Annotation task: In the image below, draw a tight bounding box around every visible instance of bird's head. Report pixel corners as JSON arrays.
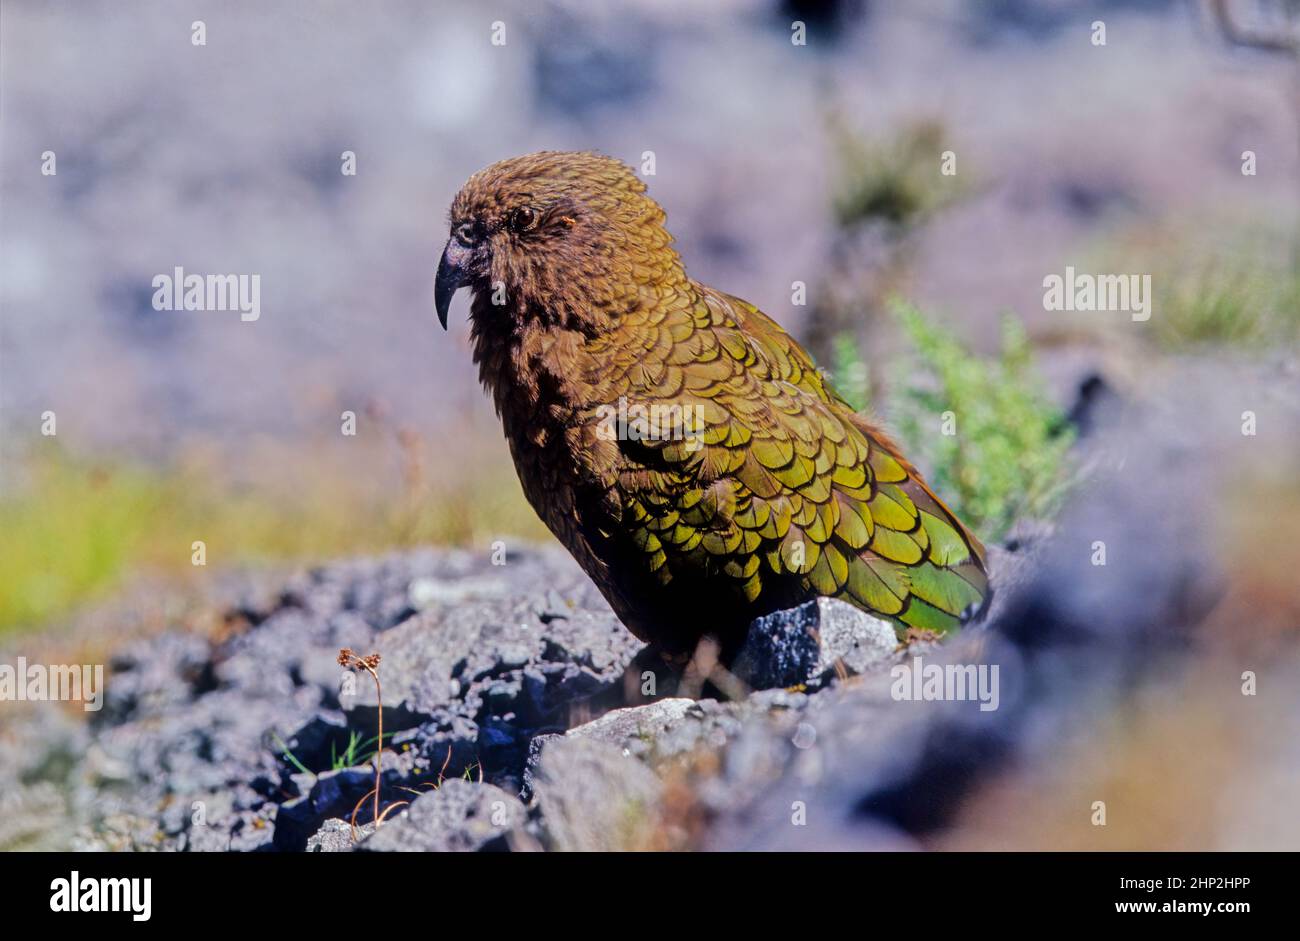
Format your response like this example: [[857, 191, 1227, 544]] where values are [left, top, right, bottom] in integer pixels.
[[435, 151, 685, 332]]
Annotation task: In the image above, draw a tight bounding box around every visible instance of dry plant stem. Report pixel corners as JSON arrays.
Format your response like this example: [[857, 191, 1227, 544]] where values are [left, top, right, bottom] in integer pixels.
[[350, 786, 377, 841], [338, 648, 384, 839], [334, 674, 480, 841], [437, 744, 453, 786]]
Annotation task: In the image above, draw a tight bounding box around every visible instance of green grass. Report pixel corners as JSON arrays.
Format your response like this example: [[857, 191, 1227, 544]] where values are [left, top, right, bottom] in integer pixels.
[[0, 438, 549, 637], [831, 303, 1074, 543], [0, 455, 174, 635], [1150, 250, 1300, 350], [272, 730, 395, 777], [272, 733, 314, 777], [830, 118, 966, 232], [1091, 220, 1300, 352], [330, 730, 393, 772]]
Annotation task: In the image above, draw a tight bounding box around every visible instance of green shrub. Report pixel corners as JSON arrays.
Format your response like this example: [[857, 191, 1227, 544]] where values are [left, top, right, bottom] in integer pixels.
[[830, 332, 873, 412], [830, 303, 1074, 543]]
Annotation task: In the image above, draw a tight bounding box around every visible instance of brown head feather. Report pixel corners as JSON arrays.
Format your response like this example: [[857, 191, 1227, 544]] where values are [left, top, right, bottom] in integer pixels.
[[449, 151, 686, 334]]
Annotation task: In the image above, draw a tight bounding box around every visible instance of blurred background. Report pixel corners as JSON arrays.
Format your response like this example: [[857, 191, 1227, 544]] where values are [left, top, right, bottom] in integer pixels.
[[3, 0, 1297, 627], [1, 0, 1298, 850]]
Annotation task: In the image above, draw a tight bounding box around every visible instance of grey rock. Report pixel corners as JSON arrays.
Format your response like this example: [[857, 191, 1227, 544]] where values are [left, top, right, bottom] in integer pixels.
[[359, 780, 525, 852], [407, 574, 508, 610], [531, 737, 664, 852], [0, 543, 653, 851], [188, 804, 278, 852], [565, 698, 696, 756], [306, 818, 370, 852], [733, 597, 899, 690]]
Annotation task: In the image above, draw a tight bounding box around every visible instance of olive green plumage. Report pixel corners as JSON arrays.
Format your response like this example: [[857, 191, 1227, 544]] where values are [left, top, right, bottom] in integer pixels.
[[436, 151, 989, 656]]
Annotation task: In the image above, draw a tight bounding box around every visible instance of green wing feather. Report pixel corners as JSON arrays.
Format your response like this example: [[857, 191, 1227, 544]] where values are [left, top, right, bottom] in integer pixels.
[[605, 287, 988, 635]]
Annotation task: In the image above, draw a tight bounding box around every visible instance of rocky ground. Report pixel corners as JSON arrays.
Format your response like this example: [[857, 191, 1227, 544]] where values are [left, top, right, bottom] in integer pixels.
[[0, 484, 1135, 851], [1, 538, 1031, 852], [3, 357, 1297, 852]]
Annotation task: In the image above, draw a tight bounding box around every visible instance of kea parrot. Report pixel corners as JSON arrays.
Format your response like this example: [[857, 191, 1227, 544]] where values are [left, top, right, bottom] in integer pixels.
[[435, 152, 989, 658]]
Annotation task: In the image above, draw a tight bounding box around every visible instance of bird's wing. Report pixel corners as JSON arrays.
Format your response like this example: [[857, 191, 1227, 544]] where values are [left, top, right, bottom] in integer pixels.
[[601, 287, 988, 633]]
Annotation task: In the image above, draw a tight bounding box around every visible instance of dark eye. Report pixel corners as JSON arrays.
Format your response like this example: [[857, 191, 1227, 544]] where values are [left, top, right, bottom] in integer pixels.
[[453, 221, 476, 246], [508, 206, 539, 233]]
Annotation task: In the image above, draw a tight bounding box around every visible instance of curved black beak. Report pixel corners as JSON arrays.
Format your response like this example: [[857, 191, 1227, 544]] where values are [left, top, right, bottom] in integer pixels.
[[435, 238, 473, 330]]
